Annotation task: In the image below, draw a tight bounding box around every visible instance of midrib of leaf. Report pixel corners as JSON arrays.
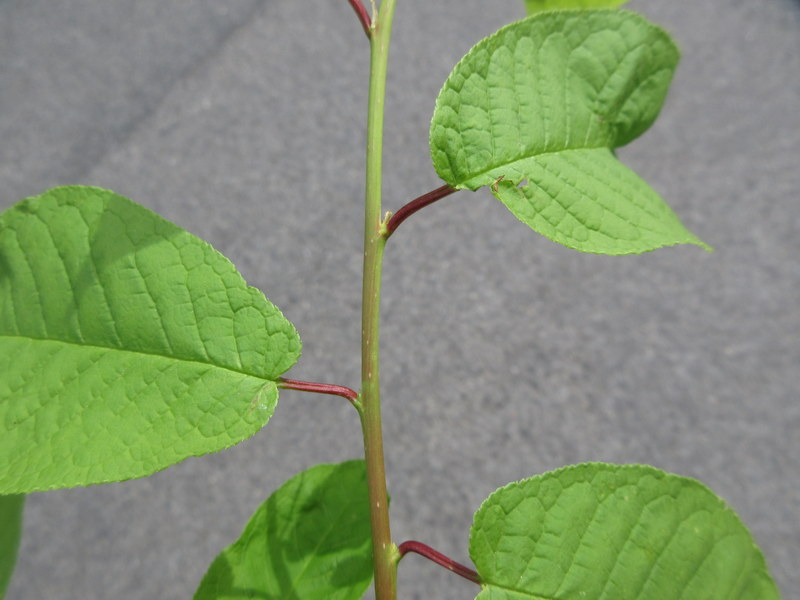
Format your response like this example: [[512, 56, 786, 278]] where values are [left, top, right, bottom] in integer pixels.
[[479, 581, 555, 600], [434, 11, 679, 189], [486, 153, 686, 251], [724, 546, 759, 600], [457, 146, 607, 189], [450, 58, 679, 189], [477, 527, 765, 600], [280, 492, 358, 599], [0, 333, 271, 382], [475, 475, 769, 600], [615, 507, 685, 600], [580, 490, 667, 600], [549, 480, 610, 598], [678, 530, 742, 600]]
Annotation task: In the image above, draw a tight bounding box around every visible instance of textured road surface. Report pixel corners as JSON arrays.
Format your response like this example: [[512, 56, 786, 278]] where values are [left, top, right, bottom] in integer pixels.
[[2, 1, 798, 598]]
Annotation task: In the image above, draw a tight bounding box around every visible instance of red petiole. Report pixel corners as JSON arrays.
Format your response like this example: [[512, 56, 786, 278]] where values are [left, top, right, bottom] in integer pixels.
[[397, 540, 481, 585], [277, 377, 360, 407], [384, 184, 459, 238], [347, 0, 372, 38]]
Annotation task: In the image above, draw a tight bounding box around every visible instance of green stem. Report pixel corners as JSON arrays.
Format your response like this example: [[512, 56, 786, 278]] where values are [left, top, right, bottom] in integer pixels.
[[361, 1, 398, 599]]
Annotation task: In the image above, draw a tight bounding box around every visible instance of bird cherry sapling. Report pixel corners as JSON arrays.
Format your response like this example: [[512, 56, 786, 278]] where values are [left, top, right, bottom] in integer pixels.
[[0, 1, 781, 599]]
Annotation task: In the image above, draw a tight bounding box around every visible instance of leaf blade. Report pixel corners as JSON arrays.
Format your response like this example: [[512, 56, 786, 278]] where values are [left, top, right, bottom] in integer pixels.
[[524, 0, 629, 15], [0, 495, 24, 599], [430, 11, 709, 254], [194, 460, 373, 600], [0, 186, 301, 493], [470, 463, 780, 600], [484, 149, 708, 254]]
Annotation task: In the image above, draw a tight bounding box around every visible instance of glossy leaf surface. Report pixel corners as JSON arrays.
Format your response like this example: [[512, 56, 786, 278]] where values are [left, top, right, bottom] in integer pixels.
[[470, 463, 780, 599], [195, 460, 373, 600], [0, 186, 301, 493], [431, 11, 710, 254], [525, 0, 629, 14], [0, 495, 24, 599]]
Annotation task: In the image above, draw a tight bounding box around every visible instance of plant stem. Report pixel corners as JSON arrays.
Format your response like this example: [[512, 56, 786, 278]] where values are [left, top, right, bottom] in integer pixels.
[[384, 184, 459, 238], [361, 1, 398, 599], [397, 540, 481, 585]]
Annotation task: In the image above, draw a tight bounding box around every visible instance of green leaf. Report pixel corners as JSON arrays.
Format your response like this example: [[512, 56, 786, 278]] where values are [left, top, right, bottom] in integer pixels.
[[0, 186, 301, 493], [470, 463, 780, 600], [524, 0, 629, 15], [430, 11, 711, 254], [0, 495, 24, 599], [194, 460, 373, 600]]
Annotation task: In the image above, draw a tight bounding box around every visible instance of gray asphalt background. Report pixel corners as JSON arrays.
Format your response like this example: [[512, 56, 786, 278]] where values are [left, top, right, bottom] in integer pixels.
[[1, 1, 798, 598]]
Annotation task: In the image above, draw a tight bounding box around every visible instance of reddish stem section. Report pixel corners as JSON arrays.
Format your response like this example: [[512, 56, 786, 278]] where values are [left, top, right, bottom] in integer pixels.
[[384, 185, 458, 238], [397, 540, 481, 585], [347, 0, 372, 38], [278, 378, 359, 406]]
